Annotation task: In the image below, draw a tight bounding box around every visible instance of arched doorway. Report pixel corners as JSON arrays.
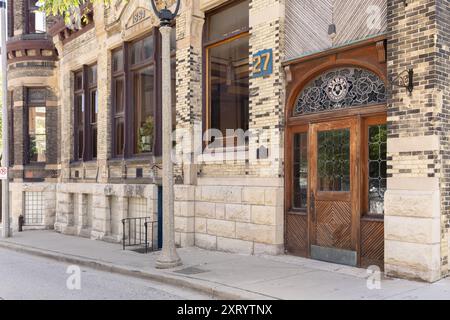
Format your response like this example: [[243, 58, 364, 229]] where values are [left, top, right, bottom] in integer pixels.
[[284, 41, 387, 269]]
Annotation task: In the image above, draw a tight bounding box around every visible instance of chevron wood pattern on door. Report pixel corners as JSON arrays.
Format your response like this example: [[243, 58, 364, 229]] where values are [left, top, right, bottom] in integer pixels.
[[286, 214, 308, 257], [315, 200, 352, 250], [361, 219, 384, 269]]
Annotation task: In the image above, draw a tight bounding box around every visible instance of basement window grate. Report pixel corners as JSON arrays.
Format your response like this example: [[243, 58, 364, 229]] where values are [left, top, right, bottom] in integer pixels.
[[24, 192, 44, 225]]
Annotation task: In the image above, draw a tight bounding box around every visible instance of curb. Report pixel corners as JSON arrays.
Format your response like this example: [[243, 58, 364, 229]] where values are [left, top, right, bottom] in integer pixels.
[[0, 241, 275, 300]]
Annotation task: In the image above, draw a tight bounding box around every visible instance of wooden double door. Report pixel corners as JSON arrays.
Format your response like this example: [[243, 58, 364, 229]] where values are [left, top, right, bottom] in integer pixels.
[[286, 113, 386, 268]]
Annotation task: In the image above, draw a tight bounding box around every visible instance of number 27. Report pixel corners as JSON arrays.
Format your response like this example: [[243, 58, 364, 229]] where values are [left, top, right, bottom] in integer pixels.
[[254, 52, 271, 74]]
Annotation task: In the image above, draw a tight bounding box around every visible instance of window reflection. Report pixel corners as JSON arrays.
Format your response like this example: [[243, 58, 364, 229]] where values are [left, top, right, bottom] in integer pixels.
[[293, 133, 308, 209], [133, 66, 154, 154], [209, 35, 249, 135], [317, 129, 350, 192], [206, 0, 249, 142], [368, 124, 387, 215], [29, 106, 46, 163]]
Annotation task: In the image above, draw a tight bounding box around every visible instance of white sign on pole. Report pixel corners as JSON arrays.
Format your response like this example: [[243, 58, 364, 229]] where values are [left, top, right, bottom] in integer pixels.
[[0, 167, 7, 180]]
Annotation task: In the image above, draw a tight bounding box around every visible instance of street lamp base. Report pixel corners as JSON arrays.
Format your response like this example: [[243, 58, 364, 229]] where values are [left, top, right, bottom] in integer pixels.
[[155, 254, 182, 269]]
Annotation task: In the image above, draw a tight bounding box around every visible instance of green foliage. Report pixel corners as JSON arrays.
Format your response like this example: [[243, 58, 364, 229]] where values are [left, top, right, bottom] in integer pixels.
[[138, 116, 154, 153], [37, 0, 113, 24]]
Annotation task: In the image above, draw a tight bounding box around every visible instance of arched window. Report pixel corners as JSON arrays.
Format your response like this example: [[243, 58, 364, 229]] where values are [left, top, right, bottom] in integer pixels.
[[294, 67, 386, 116]]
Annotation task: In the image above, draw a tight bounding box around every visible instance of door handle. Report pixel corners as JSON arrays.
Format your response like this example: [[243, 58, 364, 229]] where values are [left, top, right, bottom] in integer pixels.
[[310, 192, 316, 222]]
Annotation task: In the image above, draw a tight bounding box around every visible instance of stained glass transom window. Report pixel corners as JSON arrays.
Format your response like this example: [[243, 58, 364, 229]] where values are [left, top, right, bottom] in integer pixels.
[[294, 68, 386, 116], [368, 124, 387, 215]]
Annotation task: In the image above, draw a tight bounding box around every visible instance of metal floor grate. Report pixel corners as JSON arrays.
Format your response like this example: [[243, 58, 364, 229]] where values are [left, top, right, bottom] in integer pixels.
[[174, 267, 209, 275]]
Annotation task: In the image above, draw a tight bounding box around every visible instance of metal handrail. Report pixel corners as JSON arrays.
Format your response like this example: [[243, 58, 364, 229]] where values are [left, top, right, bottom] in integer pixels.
[[121, 217, 158, 253]]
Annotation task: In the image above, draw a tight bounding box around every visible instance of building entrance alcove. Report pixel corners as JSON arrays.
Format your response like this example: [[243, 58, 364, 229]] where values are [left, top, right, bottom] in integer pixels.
[[284, 39, 387, 269]]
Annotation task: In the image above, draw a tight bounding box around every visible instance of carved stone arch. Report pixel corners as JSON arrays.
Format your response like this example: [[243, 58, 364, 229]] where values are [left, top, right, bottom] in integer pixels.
[[292, 66, 387, 116]]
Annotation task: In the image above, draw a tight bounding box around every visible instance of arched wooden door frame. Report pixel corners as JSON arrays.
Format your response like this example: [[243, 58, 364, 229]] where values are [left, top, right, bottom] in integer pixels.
[[284, 37, 388, 268]]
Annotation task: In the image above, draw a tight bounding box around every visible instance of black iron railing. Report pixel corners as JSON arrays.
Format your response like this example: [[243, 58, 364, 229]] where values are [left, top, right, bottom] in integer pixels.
[[122, 217, 158, 253]]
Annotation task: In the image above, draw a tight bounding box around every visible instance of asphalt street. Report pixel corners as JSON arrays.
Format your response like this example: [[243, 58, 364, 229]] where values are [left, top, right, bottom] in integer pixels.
[[0, 248, 210, 300]]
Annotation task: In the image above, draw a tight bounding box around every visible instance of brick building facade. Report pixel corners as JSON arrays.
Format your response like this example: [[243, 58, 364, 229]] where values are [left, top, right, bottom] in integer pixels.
[[3, 0, 450, 282]]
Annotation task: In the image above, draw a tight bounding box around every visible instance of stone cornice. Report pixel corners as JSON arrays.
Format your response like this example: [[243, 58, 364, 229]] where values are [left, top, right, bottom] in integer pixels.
[[6, 39, 58, 63]]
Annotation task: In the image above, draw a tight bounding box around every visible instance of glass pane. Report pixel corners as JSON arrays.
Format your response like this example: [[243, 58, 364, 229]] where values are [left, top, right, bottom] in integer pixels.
[[208, 0, 249, 42], [131, 40, 143, 65], [75, 94, 84, 126], [113, 49, 124, 72], [317, 129, 350, 192], [114, 78, 124, 114], [368, 124, 387, 215], [88, 65, 97, 86], [75, 94, 84, 160], [133, 66, 155, 154], [209, 35, 249, 135], [293, 132, 308, 209], [32, 1, 46, 33], [143, 36, 154, 60], [115, 119, 124, 156], [170, 28, 176, 53], [92, 127, 97, 159], [90, 90, 98, 123], [78, 129, 84, 160], [28, 106, 46, 163], [75, 72, 83, 91]]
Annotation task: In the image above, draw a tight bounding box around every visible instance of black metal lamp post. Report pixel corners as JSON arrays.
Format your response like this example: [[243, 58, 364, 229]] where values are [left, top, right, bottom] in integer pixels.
[[150, 0, 180, 27], [150, 0, 182, 269]]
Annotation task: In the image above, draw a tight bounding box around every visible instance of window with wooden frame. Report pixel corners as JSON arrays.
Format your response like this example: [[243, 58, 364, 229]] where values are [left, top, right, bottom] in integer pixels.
[[112, 48, 125, 156], [131, 35, 155, 155], [362, 115, 387, 218], [111, 29, 176, 159], [7, 0, 14, 38], [27, 88, 47, 164], [26, 0, 46, 34], [204, 0, 250, 141], [292, 130, 308, 211], [73, 64, 97, 162]]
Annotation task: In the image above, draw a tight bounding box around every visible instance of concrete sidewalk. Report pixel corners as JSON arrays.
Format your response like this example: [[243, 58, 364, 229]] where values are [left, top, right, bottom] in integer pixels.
[[0, 230, 449, 300]]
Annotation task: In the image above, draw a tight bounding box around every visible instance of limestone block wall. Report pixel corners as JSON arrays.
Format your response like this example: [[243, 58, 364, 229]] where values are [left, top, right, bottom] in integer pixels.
[[174, 178, 284, 254], [385, 0, 450, 282], [9, 182, 56, 232], [54, 183, 158, 243], [171, 0, 286, 255]]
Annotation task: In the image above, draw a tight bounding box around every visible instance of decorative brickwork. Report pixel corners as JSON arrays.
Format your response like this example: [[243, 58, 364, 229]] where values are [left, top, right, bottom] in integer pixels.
[[385, 0, 449, 281]]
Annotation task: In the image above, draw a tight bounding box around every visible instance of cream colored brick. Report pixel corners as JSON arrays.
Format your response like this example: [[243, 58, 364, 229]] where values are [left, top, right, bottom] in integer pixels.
[[195, 233, 217, 250], [195, 217, 207, 233], [201, 186, 225, 202], [195, 202, 216, 218], [217, 237, 254, 254], [236, 222, 280, 244], [175, 216, 194, 233], [385, 190, 440, 218], [207, 219, 236, 238], [254, 243, 284, 255], [224, 187, 242, 203], [242, 187, 266, 205], [264, 188, 283, 206], [385, 240, 441, 282], [215, 203, 225, 219], [174, 185, 195, 201], [174, 201, 195, 217], [225, 204, 251, 222], [179, 233, 195, 247], [251, 205, 276, 225]]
